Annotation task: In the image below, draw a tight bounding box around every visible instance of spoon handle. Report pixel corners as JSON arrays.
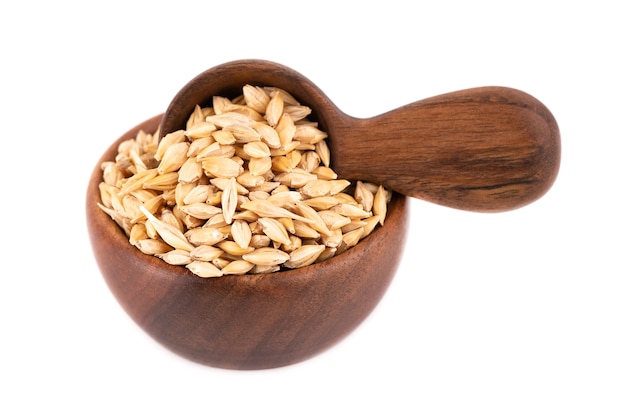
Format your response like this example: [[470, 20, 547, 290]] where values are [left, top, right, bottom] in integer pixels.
[[330, 86, 560, 212]]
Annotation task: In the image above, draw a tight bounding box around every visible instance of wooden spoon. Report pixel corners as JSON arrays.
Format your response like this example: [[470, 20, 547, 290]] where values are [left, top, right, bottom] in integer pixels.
[[160, 59, 560, 212]]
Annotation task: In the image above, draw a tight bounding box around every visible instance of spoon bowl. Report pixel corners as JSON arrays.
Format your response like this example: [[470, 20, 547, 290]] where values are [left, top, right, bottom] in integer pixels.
[[161, 59, 560, 212]]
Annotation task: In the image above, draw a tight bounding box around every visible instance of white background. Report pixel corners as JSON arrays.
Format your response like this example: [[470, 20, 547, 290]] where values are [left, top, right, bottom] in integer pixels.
[[1, 1, 624, 417]]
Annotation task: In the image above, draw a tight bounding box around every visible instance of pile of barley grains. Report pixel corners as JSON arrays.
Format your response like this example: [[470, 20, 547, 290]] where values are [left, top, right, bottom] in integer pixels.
[[98, 85, 391, 278]]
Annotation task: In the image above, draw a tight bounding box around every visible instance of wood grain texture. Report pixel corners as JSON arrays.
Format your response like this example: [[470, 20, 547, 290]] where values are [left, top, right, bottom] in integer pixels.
[[86, 115, 409, 369], [161, 59, 560, 212]]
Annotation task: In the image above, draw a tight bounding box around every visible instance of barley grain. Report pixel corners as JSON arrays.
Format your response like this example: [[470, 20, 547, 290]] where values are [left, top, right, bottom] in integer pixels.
[[266, 190, 302, 207], [373, 185, 388, 225], [311, 166, 337, 180], [243, 84, 270, 114], [247, 156, 272, 177], [221, 177, 238, 224], [129, 223, 148, 245], [102, 162, 123, 186], [218, 240, 255, 257], [264, 90, 283, 127], [179, 203, 222, 220], [211, 257, 231, 269], [156, 130, 185, 161], [211, 129, 237, 145], [201, 156, 243, 178], [139, 206, 194, 252], [302, 196, 341, 210], [315, 140, 330, 167], [185, 227, 225, 246], [97, 84, 392, 277], [275, 169, 317, 188], [196, 142, 235, 160], [284, 105, 312, 122], [320, 229, 343, 248], [355, 181, 374, 212], [232, 210, 260, 222], [275, 113, 296, 147], [186, 105, 205, 129], [281, 235, 302, 252], [160, 209, 184, 232], [250, 234, 271, 248], [341, 220, 367, 234], [141, 173, 178, 192], [135, 238, 173, 255], [210, 177, 249, 195], [333, 192, 360, 205], [279, 217, 296, 234], [300, 179, 333, 197], [242, 247, 290, 266], [206, 112, 255, 129], [159, 249, 193, 265], [185, 122, 217, 140], [187, 260, 223, 278], [243, 141, 271, 158], [231, 219, 252, 249], [177, 157, 203, 183], [249, 264, 281, 274], [257, 217, 291, 246], [294, 125, 328, 144], [362, 215, 381, 237], [253, 122, 281, 149], [331, 203, 371, 218], [224, 124, 260, 143], [189, 245, 224, 262], [283, 244, 325, 269], [212, 95, 231, 115], [187, 136, 213, 158], [294, 201, 332, 236], [221, 259, 255, 275], [318, 210, 352, 230], [205, 213, 229, 228], [118, 168, 158, 195], [182, 184, 212, 205], [316, 247, 337, 263], [240, 199, 311, 223], [342, 227, 364, 248]]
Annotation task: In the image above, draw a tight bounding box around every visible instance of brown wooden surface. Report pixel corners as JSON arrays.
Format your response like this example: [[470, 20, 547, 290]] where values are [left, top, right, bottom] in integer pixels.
[[161, 59, 560, 212], [86, 114, 409, 369]]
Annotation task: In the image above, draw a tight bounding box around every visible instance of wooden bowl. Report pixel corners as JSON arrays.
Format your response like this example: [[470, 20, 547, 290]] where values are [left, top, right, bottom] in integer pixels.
[[86, 114, 409, 370]]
